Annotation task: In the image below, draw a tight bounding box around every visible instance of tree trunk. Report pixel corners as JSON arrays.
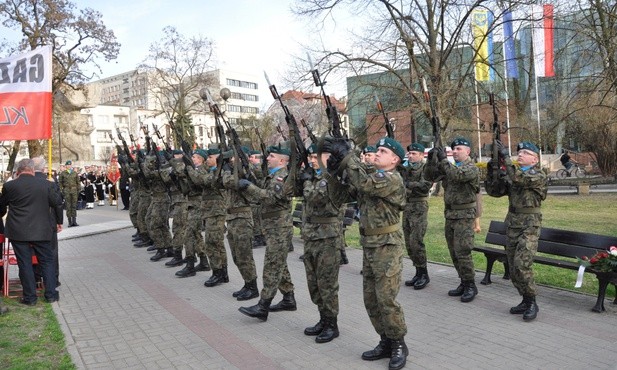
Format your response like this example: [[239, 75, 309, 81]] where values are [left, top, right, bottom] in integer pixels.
[[28, 139, 44, 158], [6, 141, 21, 173]]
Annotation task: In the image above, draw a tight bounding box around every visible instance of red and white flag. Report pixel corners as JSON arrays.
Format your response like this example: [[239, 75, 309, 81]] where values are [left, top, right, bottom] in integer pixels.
[[0, 45, 53, 140], [532, 4, 555, 77]]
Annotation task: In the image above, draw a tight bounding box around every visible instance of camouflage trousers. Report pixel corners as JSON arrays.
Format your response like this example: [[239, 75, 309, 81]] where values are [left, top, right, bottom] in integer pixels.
[[146, 196, 171, 249], [506, 225, 540, 297], [184, 200, 206, 258], [129, 190, 140, 229], [170, 201, 188, 252], [303, 236, 341, 318], [204, 215, 227, 270], [64, 191, 79, 218], [445, 218, 476, 282], [402, 202, 429, 268], [227, 215, 257, 282], [363, 244, 407, 340], [261, 214, 294, 300], [251, 204, 263, 237], [136, 192, 152, 238]]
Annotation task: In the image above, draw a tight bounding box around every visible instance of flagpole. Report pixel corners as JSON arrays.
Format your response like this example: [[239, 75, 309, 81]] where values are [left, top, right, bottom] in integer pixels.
[[48, 138, 53, 180], [502, 41, 512, 156], [534, 73, 543, 165]]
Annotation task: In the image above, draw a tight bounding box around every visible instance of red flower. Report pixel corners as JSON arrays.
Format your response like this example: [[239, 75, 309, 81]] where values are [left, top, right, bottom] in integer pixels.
[[590, 257, 599, 264], [581, 256, 589, 261], [599, 252, 609, 259]]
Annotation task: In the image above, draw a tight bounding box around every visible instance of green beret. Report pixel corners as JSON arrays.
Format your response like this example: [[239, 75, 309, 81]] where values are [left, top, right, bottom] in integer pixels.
[[517, 141, 540, 154], [363, 145, 377, 154], [307, 143, 317, 154], [193, 149, 208, 160], [407, 143, 425, 152], [450, 137, 471, 149], [222, 149, 234, 159], [65, 160, 72, 165], [268, 145, 291, 156], [207, 148, 221, 156], [172, 149, 183, 155], [240, 146, 251, 154], [249, 149, 261, 156], [376, 137, 405, 161]]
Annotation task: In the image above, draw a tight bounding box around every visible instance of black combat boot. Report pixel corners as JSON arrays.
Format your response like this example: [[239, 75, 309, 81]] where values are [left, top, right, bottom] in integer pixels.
[[340, 249, 349, 265], [269, 292, 297, 312], [150, 248, 167, 262], [304, 312, 325, 336], [175, 256, 196, 278], [146, 244, 157, 252], [203, 265, 228, 287], [405, 268, 422, 287], [523, 296, 539, 321], [252, 235, 266, 248], [315, 317, 339, 343], [194, 256, 211, 272], [164, 248, 174, 257], [237, 279, 258, 301], [413, 267, 430, 290], [509, 296, 529, 314], [131, 231, 140, 239], [233, 282, 248, 298], [288, 243, 294, 252], [72, 217, 79, 227], [134, 237, 153, 248], [388, 338, 408, 370], [448, 281, 465, 296], [361, 335, 391, 361], [165, 250, 184, 267], [460, 281, 478, 302], [238, 298, 272, 321]]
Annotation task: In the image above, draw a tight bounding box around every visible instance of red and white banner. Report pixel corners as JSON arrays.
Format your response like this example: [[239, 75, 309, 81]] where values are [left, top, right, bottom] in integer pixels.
[[0, 45, 53, 140], [532, 4, 555, 77]]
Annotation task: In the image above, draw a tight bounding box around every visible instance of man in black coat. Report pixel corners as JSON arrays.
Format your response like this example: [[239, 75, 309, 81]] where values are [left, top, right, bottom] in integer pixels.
[[0, 158, 63, 304], [33, 156, 64, 287]]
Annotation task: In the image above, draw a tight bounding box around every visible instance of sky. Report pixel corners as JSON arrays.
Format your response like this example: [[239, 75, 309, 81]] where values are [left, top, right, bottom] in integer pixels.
[[73, 0, 352, 106]]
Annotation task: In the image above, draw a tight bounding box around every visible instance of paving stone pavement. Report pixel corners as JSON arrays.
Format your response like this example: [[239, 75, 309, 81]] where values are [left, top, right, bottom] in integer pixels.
[[47, 205, 617, 369]]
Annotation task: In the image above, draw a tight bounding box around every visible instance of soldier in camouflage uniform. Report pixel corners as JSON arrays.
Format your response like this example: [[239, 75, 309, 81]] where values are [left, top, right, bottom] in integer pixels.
[[132, 152, 154, 248], [294, 144, 348, 343], [327, 137, 408, 370], [162, 150, 189, 268], [187, 148, 229, 287], [142, 153, 173, 262], [485, 141, 547, 321], [58, 160, 80, 227], [401, 143, 433, 290], [222, 150, 259, 301], [238, 145, 295, 321], [425, 137, 480, 303], [169, 150, 210, 277], [248, 150, 266, 248]]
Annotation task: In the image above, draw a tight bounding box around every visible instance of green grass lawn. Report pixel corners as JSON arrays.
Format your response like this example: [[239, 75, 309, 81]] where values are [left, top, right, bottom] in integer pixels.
[[339, 193, 617, 297]]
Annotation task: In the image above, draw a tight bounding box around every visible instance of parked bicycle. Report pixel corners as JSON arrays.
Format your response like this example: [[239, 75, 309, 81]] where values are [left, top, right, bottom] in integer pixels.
[[556, 163, 586, 179]]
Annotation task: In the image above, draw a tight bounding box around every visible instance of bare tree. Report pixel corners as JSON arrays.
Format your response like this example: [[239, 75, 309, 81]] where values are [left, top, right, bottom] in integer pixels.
[[0, 0, 120, 170], [139, 26, 216, 148]]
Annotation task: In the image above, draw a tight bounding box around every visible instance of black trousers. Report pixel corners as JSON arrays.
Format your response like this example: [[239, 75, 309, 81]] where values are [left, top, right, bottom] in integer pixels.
[[11, 240, 57, 302]]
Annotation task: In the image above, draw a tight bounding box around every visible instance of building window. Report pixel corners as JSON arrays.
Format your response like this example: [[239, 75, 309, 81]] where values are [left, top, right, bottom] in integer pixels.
[[97, 130, 112, 143], [227, 105, 242, 113]]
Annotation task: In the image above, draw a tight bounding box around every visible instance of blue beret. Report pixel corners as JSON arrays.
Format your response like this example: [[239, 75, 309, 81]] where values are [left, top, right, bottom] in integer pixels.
[[450, 137, 471, 149], [407, 143, 425, 152], [517, 141, 540, 154], [363, 145, 377, 154], [193, 149, 209, 159], [376, 137, 406, 161]]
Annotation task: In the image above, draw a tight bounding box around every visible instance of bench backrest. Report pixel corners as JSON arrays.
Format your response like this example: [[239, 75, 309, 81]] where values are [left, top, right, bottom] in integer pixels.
[[485, 220, 617, 259]]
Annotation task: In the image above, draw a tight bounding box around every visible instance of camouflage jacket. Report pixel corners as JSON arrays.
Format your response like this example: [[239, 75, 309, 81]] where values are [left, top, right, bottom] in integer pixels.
[[300, 170, 348, 241], [337, 154, 405, 248], [401, 161, 432, 210], [425, 157, 479, 219], [485, 157, 547, 227], [142, 155, 169, 199], [222, 168, 251, 221], [243, 166, 291, 230], [187, 165, 227, 217], [58, 170, 80, 193]]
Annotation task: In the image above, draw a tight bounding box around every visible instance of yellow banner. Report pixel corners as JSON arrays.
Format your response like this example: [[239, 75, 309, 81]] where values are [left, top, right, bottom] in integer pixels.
[[472, 9, 491, 81]]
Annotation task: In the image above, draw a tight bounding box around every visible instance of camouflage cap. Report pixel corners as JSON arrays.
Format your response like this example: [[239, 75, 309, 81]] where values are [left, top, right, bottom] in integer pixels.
[[376, 137, 406, 161], [450, 137, 471, 149], [407, 143, 425, 152], [517, 141, 540, 155]]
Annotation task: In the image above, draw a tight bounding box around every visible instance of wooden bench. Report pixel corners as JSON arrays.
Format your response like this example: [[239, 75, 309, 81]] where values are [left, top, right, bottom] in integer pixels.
[[473, 220, 617, 312], [292, 202, 357, 229]]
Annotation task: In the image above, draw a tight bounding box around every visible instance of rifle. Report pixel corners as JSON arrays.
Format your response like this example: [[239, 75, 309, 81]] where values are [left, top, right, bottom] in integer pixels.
[[421, 77, 442, 149], [300, 119, 318, 144], [308, 58, 346, 139], [116, 128, 135, 164], [254, 127, 268, 175], [127, 131, 149, 187], [140, 125, 153, 155], [168, 119, 195, 169], [264, 71, 311, 171], [489, 93, 503, 182], [200, 88, 230, 178], [152, 123, 173, 159], [374, 94, 395, 139]]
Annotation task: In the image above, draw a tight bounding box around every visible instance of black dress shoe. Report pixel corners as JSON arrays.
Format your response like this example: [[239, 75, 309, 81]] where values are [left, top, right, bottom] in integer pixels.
[[19, 298, 37, 306], [45, 297, 59, 303]]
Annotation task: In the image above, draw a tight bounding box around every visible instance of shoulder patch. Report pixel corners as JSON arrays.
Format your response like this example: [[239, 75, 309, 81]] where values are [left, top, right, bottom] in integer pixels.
[[274, 183, 282, 193], [375, 172, 385, 178], [319, 179, 327, 188], [529, 169, 537, 175]]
